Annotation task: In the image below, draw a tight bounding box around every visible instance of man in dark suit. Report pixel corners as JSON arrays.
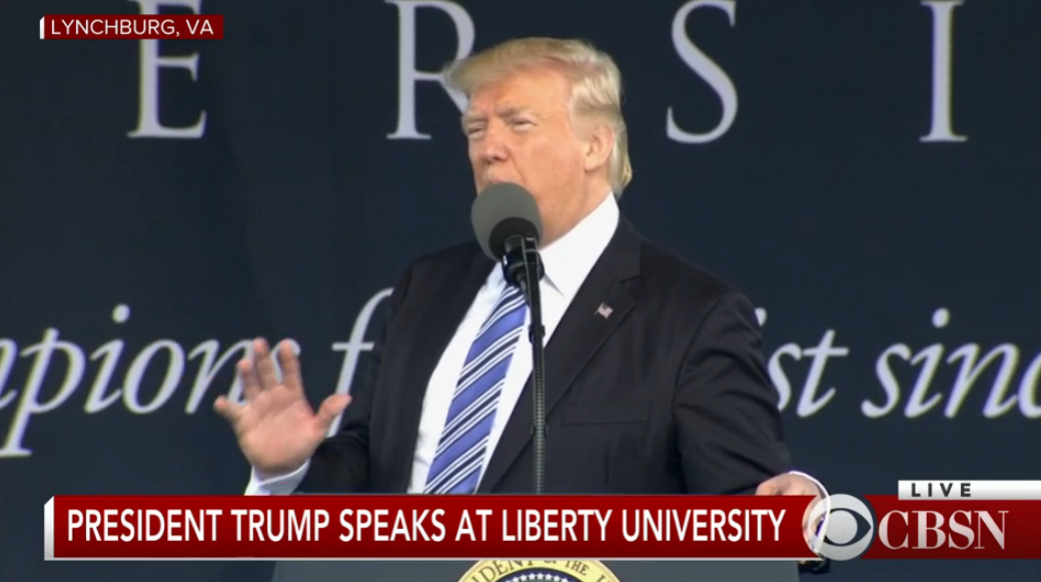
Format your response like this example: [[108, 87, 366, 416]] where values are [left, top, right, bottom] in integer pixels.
[[216, 36, 827, 571]]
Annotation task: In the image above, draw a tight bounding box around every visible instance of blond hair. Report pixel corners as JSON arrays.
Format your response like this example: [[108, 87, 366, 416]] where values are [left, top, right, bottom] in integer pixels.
[[443, 37, 632, 194]]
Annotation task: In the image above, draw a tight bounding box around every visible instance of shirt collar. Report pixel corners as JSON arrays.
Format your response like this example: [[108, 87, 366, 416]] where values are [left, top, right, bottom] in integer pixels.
[[537, 193, 619, 300]]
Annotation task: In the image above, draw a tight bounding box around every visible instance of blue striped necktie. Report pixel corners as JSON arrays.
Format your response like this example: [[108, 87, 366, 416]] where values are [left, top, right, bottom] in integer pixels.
[[424, 283, 528, 494]]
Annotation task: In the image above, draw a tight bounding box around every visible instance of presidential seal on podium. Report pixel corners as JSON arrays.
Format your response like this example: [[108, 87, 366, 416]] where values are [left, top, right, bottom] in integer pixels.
[[457, 560, 621, 582]]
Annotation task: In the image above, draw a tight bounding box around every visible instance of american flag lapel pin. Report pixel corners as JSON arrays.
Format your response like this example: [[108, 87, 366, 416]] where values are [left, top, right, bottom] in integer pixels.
[[595, 302, 613, 319]]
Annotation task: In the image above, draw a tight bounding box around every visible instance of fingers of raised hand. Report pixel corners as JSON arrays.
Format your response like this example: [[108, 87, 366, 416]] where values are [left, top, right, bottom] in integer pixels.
[[314, 394, 351, 433], [253, 338, 280, 390], [238, 358, 261, 401], [223, 337, 307, 426], [276, 341, 304, 392], [213, 395, 242, 424]]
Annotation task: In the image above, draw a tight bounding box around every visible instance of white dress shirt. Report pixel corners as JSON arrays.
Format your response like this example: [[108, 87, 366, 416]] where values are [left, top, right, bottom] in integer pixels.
[[245, 193, 827, 506]]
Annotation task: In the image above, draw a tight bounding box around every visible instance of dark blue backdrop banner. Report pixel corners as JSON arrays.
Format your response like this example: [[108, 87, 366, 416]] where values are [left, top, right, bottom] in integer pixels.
[[2, 0, 1039, 580]]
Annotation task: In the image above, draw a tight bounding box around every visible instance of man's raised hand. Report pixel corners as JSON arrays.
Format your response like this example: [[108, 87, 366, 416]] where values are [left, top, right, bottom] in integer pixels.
[[214, 338, 350, 476]]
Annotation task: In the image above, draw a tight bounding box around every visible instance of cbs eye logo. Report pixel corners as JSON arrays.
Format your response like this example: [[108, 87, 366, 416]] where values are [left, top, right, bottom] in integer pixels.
[[807, 494, 876, 561]]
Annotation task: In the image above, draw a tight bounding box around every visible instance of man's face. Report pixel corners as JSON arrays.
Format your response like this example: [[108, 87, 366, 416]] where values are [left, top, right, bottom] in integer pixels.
[[463, 66, 598, 246]]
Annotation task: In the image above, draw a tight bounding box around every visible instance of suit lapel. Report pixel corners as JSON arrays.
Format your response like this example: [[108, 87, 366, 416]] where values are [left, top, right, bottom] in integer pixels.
[[477, 218, 643, 492], [388, 247, 494, 491]]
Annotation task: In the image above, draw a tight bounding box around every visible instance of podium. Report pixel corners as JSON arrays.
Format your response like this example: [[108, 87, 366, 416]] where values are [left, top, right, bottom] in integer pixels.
[[270, 558, 800, 582]]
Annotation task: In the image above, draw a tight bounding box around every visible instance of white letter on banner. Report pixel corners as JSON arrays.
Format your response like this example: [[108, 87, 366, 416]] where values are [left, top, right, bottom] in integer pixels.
[[126, 0, 207, 138], [920, 0, 966, 142], [667, 0, 738, 144], [386, 0, 474, 139]]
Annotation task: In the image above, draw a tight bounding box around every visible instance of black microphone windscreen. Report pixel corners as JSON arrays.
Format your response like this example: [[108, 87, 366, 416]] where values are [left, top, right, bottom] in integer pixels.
[[470, 182, 543, 260]]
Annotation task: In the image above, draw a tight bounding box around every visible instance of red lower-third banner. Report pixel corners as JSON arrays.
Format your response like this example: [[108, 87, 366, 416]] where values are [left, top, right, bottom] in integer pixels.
[[45, 494, 817, 560], [45, 492, 1041, 560]]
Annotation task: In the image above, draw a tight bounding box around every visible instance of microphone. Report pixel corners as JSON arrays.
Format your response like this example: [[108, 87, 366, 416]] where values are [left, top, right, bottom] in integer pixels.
[[471, 182, 548, 495], [471, 182, 544, 291]]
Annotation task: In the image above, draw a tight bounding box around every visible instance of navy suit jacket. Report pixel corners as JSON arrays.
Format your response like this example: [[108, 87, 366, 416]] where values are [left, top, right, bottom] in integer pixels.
[[300, 216, 795, 496]]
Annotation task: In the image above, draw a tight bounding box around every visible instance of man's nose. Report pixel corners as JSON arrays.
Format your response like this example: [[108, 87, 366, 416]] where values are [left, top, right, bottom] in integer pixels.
[[476, 124, 509, 163]]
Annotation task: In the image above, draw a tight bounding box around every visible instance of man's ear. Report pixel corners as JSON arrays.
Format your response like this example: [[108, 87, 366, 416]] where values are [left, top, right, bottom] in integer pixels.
[[582, 121, 614, 173]]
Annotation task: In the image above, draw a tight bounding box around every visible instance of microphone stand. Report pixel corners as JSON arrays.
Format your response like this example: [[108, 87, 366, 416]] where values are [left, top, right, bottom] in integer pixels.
[[502, 234, 547, 494]]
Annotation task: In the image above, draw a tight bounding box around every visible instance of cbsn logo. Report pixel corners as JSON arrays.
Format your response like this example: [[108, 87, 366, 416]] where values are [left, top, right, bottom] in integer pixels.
[[808, 491, 1008, 561]]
